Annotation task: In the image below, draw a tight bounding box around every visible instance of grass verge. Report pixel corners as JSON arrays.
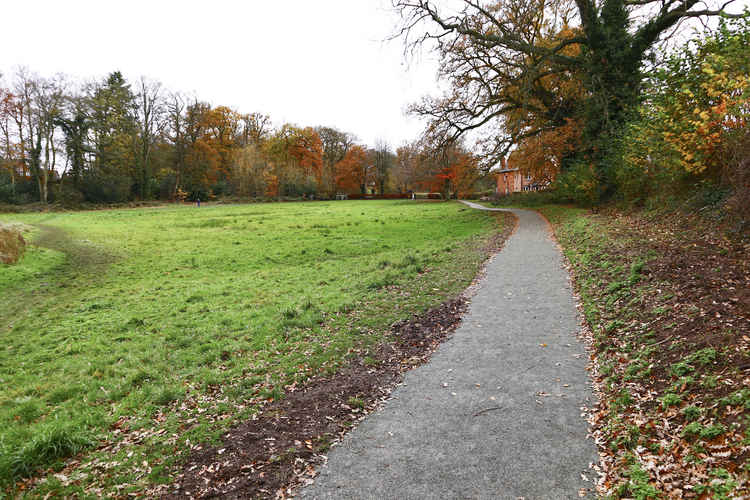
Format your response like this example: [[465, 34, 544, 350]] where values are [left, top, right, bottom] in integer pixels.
[[540, 204, 749, 498]]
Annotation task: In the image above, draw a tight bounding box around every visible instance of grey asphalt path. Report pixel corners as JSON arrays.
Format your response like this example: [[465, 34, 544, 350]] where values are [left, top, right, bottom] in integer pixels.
[[299, 201, 597, 500]]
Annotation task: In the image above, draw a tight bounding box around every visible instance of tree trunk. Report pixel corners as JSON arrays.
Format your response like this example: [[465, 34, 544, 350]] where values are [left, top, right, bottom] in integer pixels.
[[29, 128, 43, 203], [41, 132, 51, 204]]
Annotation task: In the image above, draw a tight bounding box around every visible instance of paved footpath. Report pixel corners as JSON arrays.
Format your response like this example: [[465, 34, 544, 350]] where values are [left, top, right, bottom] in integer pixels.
[[300, 202, 598, 499]]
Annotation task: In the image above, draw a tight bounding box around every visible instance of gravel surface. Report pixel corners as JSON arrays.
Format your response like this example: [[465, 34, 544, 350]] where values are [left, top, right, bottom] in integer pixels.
[[299, 202, 598, 499]]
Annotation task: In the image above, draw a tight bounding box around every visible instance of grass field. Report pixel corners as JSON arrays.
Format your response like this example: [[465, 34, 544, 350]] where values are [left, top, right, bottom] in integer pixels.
[[0, 200, 506, 496]]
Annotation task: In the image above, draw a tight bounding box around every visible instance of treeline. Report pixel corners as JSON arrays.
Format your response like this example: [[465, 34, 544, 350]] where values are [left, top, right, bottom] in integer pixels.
[[0, 69, 490, 205]]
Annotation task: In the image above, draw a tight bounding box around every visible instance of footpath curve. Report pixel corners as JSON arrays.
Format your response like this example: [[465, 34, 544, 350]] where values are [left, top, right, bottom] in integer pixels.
[[300, 201, 598, 499]]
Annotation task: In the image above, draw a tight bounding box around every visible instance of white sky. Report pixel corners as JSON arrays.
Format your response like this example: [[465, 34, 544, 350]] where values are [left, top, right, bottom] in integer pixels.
[[3, 1, 748, 150], [1, 0, 441, 149]]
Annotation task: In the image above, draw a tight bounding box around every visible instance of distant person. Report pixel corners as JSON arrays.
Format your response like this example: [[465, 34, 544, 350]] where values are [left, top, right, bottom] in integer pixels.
[[196, 198, 201, 207]]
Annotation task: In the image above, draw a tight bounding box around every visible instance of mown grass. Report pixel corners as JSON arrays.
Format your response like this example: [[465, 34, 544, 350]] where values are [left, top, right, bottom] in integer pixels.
[[0, 200, 505, 495]]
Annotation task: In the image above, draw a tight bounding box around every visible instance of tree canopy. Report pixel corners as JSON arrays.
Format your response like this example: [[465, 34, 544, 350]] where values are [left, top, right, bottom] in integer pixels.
[[393, 0, 745, 198]]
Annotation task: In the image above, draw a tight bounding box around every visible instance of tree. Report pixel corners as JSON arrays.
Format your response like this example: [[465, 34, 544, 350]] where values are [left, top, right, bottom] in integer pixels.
[[335, 145, 370, 194], [439, 147, 481, 198], [241, 112, 271, 146], [0, 88, 19, 195], [56, 91, 91, 189], [509, 117, 582, 185], [393, 141, 421, 193], [393, 0, 744, 196], [316, 126, 356, 195], [230, 144, 269, 197], [166, 91, 188, 199], [264, 125, 323, 197], [89, 71, 137, 187], [373, 139, 394, 195], [13, 70, 65, 203], [291, 127, 323, 189], [182, 102, 233, 197], [133, 77, 165, 199]]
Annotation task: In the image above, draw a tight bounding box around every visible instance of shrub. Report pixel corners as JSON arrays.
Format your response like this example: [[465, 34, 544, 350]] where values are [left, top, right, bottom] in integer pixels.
[[345, 193, 410, 200], [0, 175, 38, 204], [602, 16, 750, 209], [54, 184, 85, 207], [159, 173, 178, 200], [80, 171, 131, 203], [554, 160, 600, 205], [0, 223, 26, 265]]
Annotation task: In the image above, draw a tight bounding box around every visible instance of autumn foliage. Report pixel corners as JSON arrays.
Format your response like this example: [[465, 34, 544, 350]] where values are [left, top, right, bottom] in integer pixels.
[[3, 70, 458, 204], [393, 139, 483, 198], [618, 16, 750, 205], [335, 145, 369, 194]]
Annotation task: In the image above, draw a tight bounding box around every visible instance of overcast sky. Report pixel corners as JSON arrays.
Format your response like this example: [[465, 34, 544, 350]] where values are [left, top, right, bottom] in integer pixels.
[[1, 0, 441, 149], [3, 1, 748, 151]]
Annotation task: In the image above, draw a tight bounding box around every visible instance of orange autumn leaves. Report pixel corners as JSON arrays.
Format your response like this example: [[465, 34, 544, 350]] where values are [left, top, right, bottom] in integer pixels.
[[433, 149, 480, 198], [334, 145, 369, 194], [658, 63, 749, 174], [246, 124, 324, 198], [626, 18, 750, 179], [504, 26, 585, 184]]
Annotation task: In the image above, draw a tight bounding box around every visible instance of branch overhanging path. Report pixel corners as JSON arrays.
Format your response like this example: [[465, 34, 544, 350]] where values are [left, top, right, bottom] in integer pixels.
[[299, 201, 598, 499]]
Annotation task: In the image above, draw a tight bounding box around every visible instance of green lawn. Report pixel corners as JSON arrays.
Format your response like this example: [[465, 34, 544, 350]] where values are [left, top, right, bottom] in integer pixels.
[[0, 200, 505, 495]]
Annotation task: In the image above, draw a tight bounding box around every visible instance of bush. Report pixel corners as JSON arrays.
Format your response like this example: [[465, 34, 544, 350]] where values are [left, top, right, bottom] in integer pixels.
[[54, 184, 85, 208], [554, 161, 600, 205], [80, 171, 131, 203], [615, 15, 750, 209], [279, 176, 318, 198], [466, 189, 496, 200], [0, 223, 26, 265], [0, 175, 38, 204], [489, 190, 562, 207], [345, 193, 410, 200]]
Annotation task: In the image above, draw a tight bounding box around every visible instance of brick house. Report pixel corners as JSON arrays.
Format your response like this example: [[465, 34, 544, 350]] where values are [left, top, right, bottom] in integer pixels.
[[495, 157, 546, 195]]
